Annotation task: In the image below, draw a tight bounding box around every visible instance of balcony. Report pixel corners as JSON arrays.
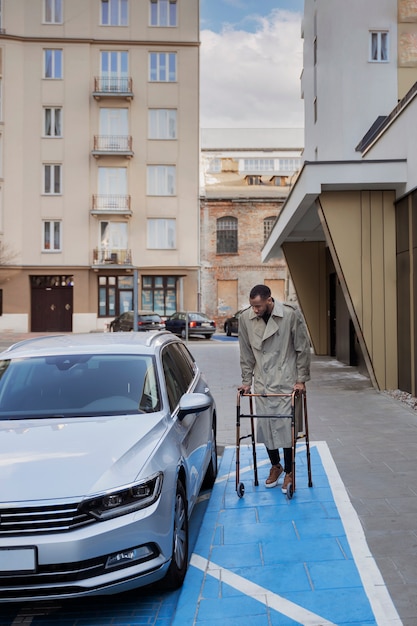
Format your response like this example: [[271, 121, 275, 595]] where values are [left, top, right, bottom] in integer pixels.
[[92, 135, 133, 158], [92, 248, 133, 268], [91, 195, 132, 217], [93, 77, 133, 100]]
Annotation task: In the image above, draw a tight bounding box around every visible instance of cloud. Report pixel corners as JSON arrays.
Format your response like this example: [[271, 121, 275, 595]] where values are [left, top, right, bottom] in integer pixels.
[[200, 9, 303, 128]]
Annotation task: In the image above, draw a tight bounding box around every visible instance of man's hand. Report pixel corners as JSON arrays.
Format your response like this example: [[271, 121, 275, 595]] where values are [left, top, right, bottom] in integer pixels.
[[238, 384, 252, 395], [293, 382, 306, 393]]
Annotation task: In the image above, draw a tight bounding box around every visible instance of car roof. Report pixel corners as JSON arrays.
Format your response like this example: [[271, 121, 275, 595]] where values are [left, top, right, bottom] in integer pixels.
[[174, 311, 210, 316], [120, 310, 160, 316], [0, 331, 176, 359]]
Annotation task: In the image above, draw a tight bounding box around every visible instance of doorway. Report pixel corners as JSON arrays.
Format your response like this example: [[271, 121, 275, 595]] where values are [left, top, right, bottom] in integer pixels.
[[30, 276, 73, 332]]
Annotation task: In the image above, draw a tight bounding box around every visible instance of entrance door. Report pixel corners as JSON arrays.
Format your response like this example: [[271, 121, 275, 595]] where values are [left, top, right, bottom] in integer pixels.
[[31, 276, 73, 332]]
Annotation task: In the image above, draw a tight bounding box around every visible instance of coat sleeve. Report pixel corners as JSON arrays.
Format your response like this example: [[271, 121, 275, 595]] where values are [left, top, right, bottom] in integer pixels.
[[292, 307, 311, 383], [238, 314, 256, 386]]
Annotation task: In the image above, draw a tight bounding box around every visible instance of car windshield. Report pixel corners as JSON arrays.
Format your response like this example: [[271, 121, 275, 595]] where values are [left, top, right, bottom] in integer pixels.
[[189, 313, 209, 321], [0, 354, 161, 419]]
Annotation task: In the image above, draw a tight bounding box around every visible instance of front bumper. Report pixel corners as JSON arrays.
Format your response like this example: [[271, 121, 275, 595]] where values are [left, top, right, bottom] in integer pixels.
[[0, 496, 173, 602]]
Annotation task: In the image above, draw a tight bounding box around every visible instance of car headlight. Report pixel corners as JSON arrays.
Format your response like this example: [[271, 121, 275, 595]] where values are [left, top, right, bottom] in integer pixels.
[[79, 472, 163, 521]]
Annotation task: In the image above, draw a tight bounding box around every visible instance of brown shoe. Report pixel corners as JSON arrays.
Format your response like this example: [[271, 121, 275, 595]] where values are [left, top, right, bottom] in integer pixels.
[[281, 472, 293, 494], [265, 463, 284, 488]]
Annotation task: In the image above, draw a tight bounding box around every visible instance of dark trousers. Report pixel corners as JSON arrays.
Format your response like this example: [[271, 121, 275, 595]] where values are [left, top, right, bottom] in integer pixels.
[[267, 447, 292, 474]]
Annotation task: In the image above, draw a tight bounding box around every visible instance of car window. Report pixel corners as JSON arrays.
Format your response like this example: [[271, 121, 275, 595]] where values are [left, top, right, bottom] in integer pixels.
[[0, 354, 161, 417], [140, 314, 161, 322], [161, 343, 195, 413], [176, 342, 196, 378]]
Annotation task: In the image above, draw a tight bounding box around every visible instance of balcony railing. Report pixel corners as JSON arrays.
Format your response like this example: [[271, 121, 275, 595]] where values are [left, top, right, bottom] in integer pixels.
[[93, 76, 133, 100], [91, 195, 132, 215], [92, 248, 132, 266], [92, 135, 133, 158]]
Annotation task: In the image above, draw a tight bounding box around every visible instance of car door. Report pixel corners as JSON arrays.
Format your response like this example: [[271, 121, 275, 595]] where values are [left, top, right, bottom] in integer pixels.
[[162, 343, 210, 508]]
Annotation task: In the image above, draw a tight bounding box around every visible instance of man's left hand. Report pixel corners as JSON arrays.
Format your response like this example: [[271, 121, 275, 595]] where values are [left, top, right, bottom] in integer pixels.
[[293, 382, 306, 393]]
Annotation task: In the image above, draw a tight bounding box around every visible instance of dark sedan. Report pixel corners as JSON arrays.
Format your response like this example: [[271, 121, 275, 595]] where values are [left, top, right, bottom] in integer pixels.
[[109, 311, 165, 332], [223, 307, 250, 336], [165, 312, 216, 339]]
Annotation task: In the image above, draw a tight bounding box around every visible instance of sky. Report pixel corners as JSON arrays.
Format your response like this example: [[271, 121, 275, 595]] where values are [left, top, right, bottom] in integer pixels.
[[200, 0, 304, 129]]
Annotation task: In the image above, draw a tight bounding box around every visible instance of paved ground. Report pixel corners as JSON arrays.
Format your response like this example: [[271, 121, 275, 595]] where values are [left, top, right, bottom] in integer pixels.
[[188, 341, 417, 625], [0, 333, 416, 625]]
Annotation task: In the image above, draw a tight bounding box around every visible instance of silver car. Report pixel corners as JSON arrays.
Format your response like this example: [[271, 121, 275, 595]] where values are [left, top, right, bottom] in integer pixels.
[[0, 332, 217, 601]]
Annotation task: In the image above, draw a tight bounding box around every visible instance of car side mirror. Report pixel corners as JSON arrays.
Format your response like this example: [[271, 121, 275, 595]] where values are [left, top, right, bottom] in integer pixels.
[[177, 393, 212, 421]]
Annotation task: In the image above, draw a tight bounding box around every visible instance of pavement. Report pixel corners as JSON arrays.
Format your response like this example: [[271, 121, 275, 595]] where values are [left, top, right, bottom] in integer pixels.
[[0, 333, 416, 625]]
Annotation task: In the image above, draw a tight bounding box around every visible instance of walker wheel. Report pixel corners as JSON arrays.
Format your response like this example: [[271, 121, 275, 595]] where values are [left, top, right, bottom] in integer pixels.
[[286, 482, 294, 500], [237, 482, 245, 498]]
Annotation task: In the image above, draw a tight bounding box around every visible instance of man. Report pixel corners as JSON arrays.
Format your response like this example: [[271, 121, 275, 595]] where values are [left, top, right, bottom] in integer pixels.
[[238, 284, 311, 494]]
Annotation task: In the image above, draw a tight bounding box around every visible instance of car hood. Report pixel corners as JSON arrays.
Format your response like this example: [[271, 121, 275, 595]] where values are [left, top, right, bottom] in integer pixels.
[[0, 413, 167, 503]]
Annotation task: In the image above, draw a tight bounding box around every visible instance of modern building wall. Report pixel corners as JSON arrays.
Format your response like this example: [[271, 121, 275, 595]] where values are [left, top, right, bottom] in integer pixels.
[[0, 0, 200, 332], [264, 0, 417, 392]]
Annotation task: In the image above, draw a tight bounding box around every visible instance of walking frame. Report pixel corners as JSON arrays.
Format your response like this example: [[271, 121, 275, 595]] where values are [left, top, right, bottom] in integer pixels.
[[235, 389, 313, 499]]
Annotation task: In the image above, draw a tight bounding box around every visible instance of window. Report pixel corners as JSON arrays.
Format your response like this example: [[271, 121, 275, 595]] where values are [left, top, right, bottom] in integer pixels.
[[44, 0, 63, 24], [100, 107, 129, 135], [208, 158, 221, 173], [43, 164, 62, 194], [147, 165, 176, 195], [99, 108, 129, 150], [43, 220, 61, 251], [148, 109, 177, 139], [217, 217, 237, 254], [279, 158, 301, 172], [100, 221, 128, 250], [98, 167, 127, 195], [370, 31, 389, 62], [147, 218, 176, 249], [101, 0, 128, 26], [243, 158, 274, 172], [162, 343, 193, 412], [100, 51, 129, 91], [98, 275, 134, 317], [142, 275, 177, 316], [264, 216, 276, 243], [149, 52, 177, 82], [44, 107, 62, 137], [150, 0, 177, 27], [246, 175, 262, 186], [44, 49, 62, 79]]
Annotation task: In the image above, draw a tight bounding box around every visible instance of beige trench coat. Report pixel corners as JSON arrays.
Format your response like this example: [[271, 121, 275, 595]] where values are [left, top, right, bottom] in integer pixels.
[[239, 301, 311, 449]]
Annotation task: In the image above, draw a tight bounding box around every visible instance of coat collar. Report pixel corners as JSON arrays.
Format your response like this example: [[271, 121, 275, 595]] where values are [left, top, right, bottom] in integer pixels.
[[248, 299, 284, 321], [248, 300, 284, 342]]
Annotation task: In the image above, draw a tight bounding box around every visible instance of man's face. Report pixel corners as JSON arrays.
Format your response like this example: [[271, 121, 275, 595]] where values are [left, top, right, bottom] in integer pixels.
[[249, 295, 272, 318]]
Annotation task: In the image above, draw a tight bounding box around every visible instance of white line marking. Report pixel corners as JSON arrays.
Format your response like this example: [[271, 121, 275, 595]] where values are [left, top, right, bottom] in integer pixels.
[[317, 441, 403, 626], [190, 553, 337, 626]]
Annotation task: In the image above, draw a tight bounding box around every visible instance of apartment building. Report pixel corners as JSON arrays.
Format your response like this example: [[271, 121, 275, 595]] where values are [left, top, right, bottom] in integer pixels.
[[0, 0, 200, 332], [200, 128, 303, 328], [263, 0, 417, 393]]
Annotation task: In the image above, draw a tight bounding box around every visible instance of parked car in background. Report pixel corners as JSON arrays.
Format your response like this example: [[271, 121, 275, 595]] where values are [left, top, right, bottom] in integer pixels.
[[0, 331, 217, 601], [110, 310, 164, 332], [165, 312, 216, 339], [223, 306, 250, 336]]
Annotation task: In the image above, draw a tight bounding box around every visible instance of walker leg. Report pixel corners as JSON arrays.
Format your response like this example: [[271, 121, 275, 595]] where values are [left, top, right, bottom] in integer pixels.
[[249, 396, 259, 487], [235, 400, 241, 493], [303, 394, 313, 488]]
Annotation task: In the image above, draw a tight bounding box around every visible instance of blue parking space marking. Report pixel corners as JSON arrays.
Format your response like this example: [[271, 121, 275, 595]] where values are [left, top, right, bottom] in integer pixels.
[[173, 442, 402, 626]]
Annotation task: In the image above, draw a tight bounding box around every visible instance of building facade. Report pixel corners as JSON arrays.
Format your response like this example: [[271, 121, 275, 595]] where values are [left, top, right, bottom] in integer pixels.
[[0, 0, 200, 332], [264, 0, 417, 393], [200, 128, 303, 327]]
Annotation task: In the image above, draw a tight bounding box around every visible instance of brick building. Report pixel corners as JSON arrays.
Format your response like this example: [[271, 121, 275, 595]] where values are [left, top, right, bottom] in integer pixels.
[[200, 128, 303, 328]]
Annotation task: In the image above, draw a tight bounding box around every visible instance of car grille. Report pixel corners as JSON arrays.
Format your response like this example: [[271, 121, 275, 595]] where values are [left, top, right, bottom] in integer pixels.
[[0, 545, 160, 599], [0, 502, 95, 536]]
